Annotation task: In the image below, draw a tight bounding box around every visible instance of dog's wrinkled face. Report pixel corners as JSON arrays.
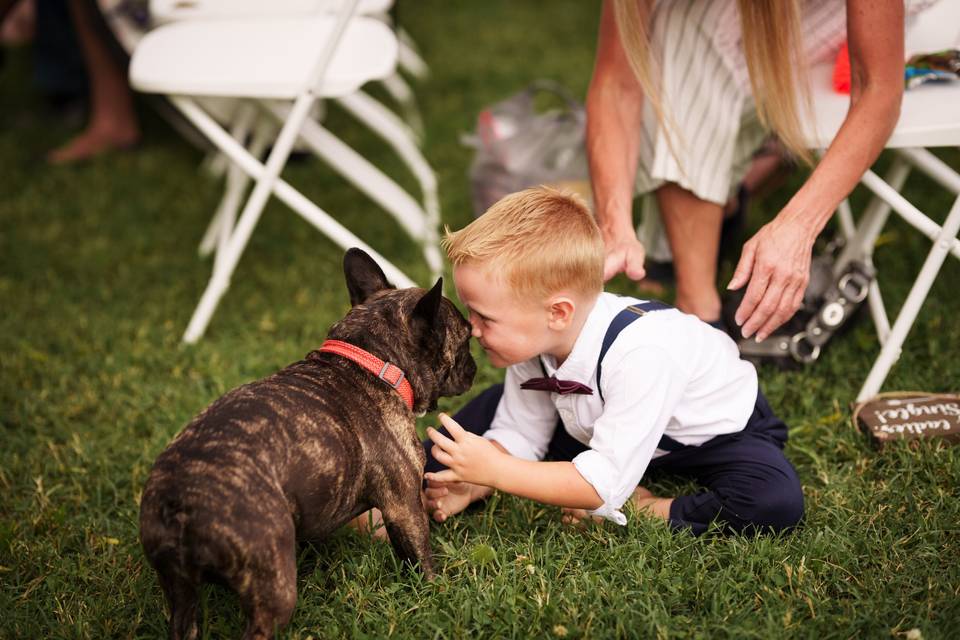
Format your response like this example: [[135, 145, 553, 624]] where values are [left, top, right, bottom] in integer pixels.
[[332, 249, 476, 411], [432, 296, 475, 398]]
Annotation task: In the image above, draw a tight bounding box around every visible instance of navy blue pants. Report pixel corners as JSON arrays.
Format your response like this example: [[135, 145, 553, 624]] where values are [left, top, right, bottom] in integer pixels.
[[424, 385, 804, 535]]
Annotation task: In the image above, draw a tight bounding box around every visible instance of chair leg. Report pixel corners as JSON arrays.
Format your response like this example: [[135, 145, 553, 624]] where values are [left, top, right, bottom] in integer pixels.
[[173, 96, 417, 304], [199, 103, 258, 257], [212, 122, 272, 277], [857, 193, 960, 401], [270, 106, 429, 241], [176, 93, 317, 343], [834, 159, 912, 274], [379, 73, 424, 143], [335, 91, 438, 219], [397, 26, 429, 80], [334, 91, 441, 276]]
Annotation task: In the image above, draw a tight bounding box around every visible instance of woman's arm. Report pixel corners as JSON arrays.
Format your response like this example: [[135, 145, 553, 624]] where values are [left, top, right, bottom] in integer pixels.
[[730, 0, 904, 341], [587, 0, 648, 282]]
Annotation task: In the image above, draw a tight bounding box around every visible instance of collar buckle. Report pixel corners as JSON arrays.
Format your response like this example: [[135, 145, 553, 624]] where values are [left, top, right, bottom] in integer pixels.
[[378, 362, 405, 389]]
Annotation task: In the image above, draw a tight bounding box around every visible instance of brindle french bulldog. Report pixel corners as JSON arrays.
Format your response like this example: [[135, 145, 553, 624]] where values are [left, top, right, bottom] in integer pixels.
[[139, 248, 476, 640]]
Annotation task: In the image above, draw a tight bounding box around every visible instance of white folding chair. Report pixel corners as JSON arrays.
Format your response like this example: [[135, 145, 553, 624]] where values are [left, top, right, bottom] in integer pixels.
[[130, 1, 438, 342], [146, 0, 438, 273], [804, 1, 960, 401]]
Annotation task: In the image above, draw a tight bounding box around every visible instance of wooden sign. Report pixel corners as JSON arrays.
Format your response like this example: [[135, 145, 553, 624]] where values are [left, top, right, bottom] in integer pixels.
[[853, 392, 960, 447]]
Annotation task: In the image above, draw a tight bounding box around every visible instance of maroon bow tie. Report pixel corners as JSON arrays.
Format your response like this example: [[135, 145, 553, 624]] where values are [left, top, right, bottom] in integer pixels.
[[520, 376, 593, 395]]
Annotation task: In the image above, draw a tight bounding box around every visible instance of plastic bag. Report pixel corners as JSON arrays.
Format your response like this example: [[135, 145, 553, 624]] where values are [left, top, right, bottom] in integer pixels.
[[463, 80, 591, 216]]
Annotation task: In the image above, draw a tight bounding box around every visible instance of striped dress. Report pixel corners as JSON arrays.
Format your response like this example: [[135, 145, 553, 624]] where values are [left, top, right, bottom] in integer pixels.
[[635, 0, 940, 261]]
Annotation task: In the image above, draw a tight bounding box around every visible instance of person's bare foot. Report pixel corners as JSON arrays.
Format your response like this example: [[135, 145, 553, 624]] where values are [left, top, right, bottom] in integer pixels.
[[562, 487, 673, 527], [47, 125, 139, 165], [631, 486, 672, 520], [424, 480, 491, 523], [560, 507, 603, 527], [348, 508, 389, 541]]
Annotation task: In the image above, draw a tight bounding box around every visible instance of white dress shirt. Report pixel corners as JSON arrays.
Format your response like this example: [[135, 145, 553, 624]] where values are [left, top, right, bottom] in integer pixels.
[[483, 292, 758, 525]]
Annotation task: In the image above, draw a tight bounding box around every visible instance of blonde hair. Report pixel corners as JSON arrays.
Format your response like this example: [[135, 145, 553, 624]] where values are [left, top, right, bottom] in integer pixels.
[[443, 186, 604, 302], [613, 0, 813, 166]]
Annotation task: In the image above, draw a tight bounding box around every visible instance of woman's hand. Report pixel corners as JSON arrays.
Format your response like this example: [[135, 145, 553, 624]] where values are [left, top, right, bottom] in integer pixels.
[[601, 226, 647, 282], [424, 414, 506, 487], [727, 213, 815, 341]]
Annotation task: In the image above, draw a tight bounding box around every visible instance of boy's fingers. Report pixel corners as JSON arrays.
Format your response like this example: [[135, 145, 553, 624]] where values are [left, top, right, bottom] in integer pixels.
[[438, 413, 467, 440], [426, 426, 455, 449], [425, 486, 449, 498], [431, 446, 453, 468], [424, 470, 460, 484]]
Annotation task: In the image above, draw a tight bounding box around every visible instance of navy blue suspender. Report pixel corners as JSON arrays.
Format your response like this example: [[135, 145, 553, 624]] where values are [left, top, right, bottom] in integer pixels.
[[596, 301, 688, 453]]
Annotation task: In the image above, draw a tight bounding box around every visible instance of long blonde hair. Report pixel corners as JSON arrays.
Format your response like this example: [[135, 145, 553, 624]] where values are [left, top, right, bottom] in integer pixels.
[[613, 0, 813, 166]]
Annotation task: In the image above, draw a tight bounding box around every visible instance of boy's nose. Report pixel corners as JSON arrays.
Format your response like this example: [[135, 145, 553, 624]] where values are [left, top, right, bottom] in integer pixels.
[[468, 317, 482, 338]]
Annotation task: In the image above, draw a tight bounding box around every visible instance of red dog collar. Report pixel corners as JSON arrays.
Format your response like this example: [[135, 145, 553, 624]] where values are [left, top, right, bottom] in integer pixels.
[[318, 340, 415, 411]]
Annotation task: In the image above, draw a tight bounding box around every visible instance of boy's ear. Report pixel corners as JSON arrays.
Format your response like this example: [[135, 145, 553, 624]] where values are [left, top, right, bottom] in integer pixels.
[[412, 278, 443, 330], [547, 296, 576, 330], [343, 248, 395, 306]]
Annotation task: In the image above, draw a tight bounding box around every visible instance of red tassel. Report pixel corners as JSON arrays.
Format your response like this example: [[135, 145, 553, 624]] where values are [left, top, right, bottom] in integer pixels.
[[833, 42, 851, 94]]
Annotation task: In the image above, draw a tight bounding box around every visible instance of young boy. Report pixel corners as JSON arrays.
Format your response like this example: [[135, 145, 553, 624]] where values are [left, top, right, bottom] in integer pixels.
[[421, 186, 803, 534]]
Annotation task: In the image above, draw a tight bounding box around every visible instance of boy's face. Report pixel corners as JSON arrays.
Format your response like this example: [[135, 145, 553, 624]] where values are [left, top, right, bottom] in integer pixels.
[[453, 261, 553, 368]]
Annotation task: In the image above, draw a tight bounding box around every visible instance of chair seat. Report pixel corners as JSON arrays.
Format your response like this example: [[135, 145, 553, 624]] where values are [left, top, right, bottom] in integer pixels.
[[130, 15, 397, 99], [804, 61, 960, 150]]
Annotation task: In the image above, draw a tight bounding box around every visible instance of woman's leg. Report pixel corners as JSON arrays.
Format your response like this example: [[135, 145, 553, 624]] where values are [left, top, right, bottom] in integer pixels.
[[656, 182, 725, 323], [47, 0, 139, 163]]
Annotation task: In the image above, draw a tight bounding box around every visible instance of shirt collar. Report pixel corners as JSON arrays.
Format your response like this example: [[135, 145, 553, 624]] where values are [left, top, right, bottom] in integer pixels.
[[540, 292, 633, 385]]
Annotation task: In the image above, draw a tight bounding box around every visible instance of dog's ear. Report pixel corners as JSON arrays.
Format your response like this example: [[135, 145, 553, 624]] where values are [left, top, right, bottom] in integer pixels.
[[411, 278, 443, 330], [343, 248, 394, 306]]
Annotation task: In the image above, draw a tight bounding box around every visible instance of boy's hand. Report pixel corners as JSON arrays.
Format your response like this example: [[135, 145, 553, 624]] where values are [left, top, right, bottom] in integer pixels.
[[424, 413, 506, 487]]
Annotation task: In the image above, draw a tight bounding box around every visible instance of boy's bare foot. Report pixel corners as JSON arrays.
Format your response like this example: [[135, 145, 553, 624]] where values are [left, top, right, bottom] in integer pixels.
[[347, 508, 389, 541], [560, 507, 603, 527], [424, 480, 491, 523], [47, 126, 139, 165], [631, 486, 672, 520], [561, 487, 673, 526]]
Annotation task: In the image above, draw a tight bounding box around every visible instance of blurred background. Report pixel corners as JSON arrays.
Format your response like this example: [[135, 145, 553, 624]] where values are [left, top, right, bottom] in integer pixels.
[[2, 1, 958, 638]]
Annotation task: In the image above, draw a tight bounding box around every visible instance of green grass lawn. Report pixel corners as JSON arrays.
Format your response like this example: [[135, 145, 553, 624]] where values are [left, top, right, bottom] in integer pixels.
[[2, 2, 959, 638]]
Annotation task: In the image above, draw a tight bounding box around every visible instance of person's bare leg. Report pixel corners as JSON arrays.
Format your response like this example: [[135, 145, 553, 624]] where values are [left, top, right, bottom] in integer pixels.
[[348, 508, 389, 541], [560, 486, 672, 526], [656, 183, 724, 322], [48, 0, 139, 164], [630, 486, 672, 519]]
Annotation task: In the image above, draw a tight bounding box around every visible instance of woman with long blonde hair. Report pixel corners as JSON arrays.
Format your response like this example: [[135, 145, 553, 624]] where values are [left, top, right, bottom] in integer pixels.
[[588, 0, 915, 340]]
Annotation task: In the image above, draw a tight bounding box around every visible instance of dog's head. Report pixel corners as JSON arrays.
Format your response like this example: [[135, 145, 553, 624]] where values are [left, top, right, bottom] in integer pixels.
[[327, 249, 476, 414]]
